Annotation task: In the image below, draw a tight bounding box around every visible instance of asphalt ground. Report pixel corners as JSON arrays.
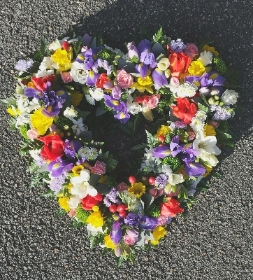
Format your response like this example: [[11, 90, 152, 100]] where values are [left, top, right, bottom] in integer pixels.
[[0, 0, 253, 279]]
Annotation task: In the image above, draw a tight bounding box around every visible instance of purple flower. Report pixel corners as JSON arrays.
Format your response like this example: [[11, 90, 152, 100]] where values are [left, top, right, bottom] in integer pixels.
[[48, 159, 73, 177], [152, 145, 171, 159], [170, 136, 183, 157], [184, 161, 206, 177], [170, 39, 186, 52], [170, 121, 187, 129], [42, 89, 66, 117], [110, 221, 122, 244], [135, 63, 149, 78], [104, 95, 124, 111], [124, 213, 140, 227], [114, 110, 130, 124], [15, 59, 34, 71], [127, 42, 139, 60], [104, 188, 120, 207], [140, 50, 157, 68], [24, 87, 42, 98], [137, 39, 152, 54], [64, 139, 83, 162], [83, 33, 92, 46], [155, 174, 168, 188], [86, 70, 99, 86], [210, 105, 233, 120], [111, 86, 122, 99], [152, 68, 168, 90], [49, 172, 67, 193], [139, 216, 158, 230]]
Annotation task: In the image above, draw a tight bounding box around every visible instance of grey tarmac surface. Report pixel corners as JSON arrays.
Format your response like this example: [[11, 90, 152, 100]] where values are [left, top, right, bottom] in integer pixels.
[[0, 0, 253, 279]]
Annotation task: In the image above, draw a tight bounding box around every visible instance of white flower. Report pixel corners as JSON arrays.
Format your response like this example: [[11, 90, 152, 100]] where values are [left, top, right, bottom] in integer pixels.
[[85, 94, 95, 105], [86, 224, 104, 236], [193, 131, 221, 166], [89, 88, 104, 101], [36, 69, 55, 78], [70, 61, 88, 84], [173, 82, 197, 98], [157, 57, 170, 71], [168, 77, 180, 94], [190, 117, 205, 132], [160, 165, 184, 185], [221, 89, 239, 105], [63, 106, 78, 119], [36, 57, 55, 77], [199, 51, 213, 66], [71, 118, 88, 135], [68, 196, 80, 209], [29, 149, 41, 161], [15, 114, 30, 127], [195, 110, 207, 121], [48, 39, 62, 51], [70, 169, 97, 199], [127, 95, 142, 115]]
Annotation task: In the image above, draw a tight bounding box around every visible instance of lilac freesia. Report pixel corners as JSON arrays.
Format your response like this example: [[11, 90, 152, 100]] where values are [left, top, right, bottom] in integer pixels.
[[155, 174, 168, 188], [127, 42, 139, 60], [170, 38, 186, 52], [110, 221, 122, 244], [15, 59, 34, 72], [152, 68, 168, 90]]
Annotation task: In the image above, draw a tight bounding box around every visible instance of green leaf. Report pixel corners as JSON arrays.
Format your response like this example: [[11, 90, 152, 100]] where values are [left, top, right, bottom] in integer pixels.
[[89, 174, 100, 186], [141, 193, 154, 210], [131, 143, 147, 151], [41, 189, 56, 199], [94, 183, 110, 194], [197, 102, 209, 113], [96, 106, 107, 116], [130, 56, 139, 63], [152, 27, 163, 43]]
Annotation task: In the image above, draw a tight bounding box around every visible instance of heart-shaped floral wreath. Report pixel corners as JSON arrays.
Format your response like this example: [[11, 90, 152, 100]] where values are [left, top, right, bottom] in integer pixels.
[[4, 27, 240, 265]]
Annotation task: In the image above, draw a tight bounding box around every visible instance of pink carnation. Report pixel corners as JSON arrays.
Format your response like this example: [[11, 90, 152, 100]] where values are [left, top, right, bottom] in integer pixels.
[[61, 72, 73, 83], [184, 43, 199, 59], [90, 161, 106, 175], [146, 94, 160, 109], [123, 229, 139, 246], [116, 69, 134, 88]]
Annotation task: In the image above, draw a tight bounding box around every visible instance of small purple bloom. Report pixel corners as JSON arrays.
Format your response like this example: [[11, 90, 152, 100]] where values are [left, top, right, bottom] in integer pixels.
[[104, 188, 120, 207], [111, 86, 122, 99], [15, 59, 34, 72], [170, 121, 187, 129], [140, 50, 157, 68], [135, 63, 149, 78], [25, 87, 42, 98], [155, 174, 168, 188], [184, 161, 206, 177], [210, 105, 233, 121], [170, 136, 183, 157], [152, 68, 168, 90], [114, 110, 130, 124], [170, 39, 186, 52], [86, 70, 99, 86], [152, 145, 171, 159], [49, 172, 67, 193], [137, 39, 152, 54], [124, 213, 140, 227], [127, 42, 139, 60], [139, 216, 158, 230], [110, 221, 122, 244], [104, 95, 124, 111], [64, 139, 83, 162]]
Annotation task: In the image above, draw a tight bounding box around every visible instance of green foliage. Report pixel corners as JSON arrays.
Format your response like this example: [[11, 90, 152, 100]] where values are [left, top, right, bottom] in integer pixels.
[[131, 143, 147, 151], [162, 156, 181, 172], [89, 233, 104, 249], [70, 219, 84, 228], [145, 203, 160, 217], [146, 130, 159, 147], [213, 57, 227, 74], [106, 176, 118, 188], [19, 124, 29, 139], [98, 151, 118, 172], [198, 103, 209, 113], [72, 39, 84, 58], [75, 206, 90, 223], [216, 128, 234, 148], [97, 49, 115, 63], [41, 189, 56, 199], [33, 37, 50, 62], [152, 27, 163, 43]]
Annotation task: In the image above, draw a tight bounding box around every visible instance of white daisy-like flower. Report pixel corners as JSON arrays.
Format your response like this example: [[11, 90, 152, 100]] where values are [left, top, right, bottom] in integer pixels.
[[89, 88, 104, 101], [173, 82, 197, 98], [63, 106, 78, 119], [86, 224, 104, 236], [195, 110, 207, 122], [190, 117, 205, 132], [221, 89, 239, 105]]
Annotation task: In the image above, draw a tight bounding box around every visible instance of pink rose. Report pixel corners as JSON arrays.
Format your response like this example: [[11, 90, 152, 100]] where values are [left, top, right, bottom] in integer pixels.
[[149, 188, 164, 198], [184, 43, 199, 59], [123, 229, 139, 246], [27, 128, 39, 141], [146, 94, 160, 109], [116, 69, 134, 88], [116, 182, 128, 192], [90, 161, 106, 175], [61, 72, 73, 83]]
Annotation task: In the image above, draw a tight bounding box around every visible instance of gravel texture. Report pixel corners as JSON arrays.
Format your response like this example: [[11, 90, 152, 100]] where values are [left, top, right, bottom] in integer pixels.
[[0, 0, 253, 279]]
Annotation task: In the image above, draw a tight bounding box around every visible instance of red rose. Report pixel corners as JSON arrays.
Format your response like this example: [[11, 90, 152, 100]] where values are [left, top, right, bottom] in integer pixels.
[[31, 75, 56, 91], [172, 98, 198, 124], [81, 193, 103, 210], [38, 134, 65, 161], [169, 51, 191, 78], [95, 73, 111, 89], [160, 197, 184, 217]]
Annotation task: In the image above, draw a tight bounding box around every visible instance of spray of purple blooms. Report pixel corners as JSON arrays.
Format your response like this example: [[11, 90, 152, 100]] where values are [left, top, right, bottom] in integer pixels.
[[103, 188, 121, 207], [210, 105, 234, 121]]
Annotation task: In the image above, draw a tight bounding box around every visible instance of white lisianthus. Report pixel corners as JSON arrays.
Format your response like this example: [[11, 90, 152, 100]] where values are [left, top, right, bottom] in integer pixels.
[[173, 82, 197, 98], [221, 89, 239, 105], [199, 51, 213, 66], [127, 95, 142, 115], [89, 88, 104, 101], [157, 57, 170, 71], [86, 224, 104, 236], [15, 114, 31, 127], [71, 118, 88, 135], [63, 106, 78, 119], [161, 165, 184, 185], [68, 196, 81, 209], [190, 117, 205, 132], [36, 57, 55, 77], [70, 169, 97, 199], [17, 96, 40, 114], [70, 61, 88, 84], [200, 152, 219, 167], [36, 69, 55, 78], [193, 131, 221, 155]]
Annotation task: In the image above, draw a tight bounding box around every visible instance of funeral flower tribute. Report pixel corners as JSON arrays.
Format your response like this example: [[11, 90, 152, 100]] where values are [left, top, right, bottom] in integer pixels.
[[4, 27, 240, 264]]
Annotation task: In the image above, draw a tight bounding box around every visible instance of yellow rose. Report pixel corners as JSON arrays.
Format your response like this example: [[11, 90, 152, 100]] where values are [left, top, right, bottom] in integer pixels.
[[30, 109, 54, 135]]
